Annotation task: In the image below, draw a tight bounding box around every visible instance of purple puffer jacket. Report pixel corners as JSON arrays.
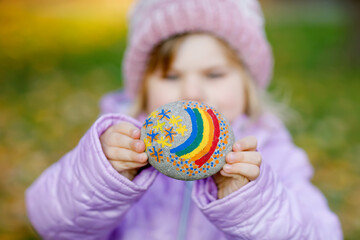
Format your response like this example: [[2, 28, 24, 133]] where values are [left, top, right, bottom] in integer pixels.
[[26, 91, 342, 240]]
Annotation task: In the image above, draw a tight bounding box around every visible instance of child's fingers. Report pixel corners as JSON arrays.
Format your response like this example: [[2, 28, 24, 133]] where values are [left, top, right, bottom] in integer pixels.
[[130, 140, 146, 153], [103, 132, 145, 153], [222, 162, 260, 181], [105, 147, 148, 163], [109, 159, 148, 172], [219, 170, 250, 183], [111, 122, 141, 139], [225, 151, 262, 166], [102, 132, 132, 148], [233, 136, 257, 152]]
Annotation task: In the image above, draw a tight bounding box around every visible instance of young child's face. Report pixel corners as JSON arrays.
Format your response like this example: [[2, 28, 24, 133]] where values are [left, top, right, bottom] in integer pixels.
[[145, 34, 246, 123]]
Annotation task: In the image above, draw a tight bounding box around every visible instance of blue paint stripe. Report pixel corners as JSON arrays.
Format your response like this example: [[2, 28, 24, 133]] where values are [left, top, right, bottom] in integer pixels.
[[170, 108, 197, 153], [175, 108, 203, 157]]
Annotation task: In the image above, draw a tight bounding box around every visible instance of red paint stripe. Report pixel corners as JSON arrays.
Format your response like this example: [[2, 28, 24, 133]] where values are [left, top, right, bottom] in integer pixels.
[[195, 109, 220, 167]]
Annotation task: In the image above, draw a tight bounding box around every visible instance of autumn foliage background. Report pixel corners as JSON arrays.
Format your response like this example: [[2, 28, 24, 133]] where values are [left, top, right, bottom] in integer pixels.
[[0, 0, 359, 239]]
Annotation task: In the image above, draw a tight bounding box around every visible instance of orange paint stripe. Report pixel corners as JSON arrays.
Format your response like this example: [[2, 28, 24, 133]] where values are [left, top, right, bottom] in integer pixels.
[[190, 110, 214, 161]]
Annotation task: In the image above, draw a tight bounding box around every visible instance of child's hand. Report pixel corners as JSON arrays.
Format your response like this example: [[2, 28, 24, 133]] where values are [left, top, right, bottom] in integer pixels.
[[100, 122, 148, 181], [213, 136, 261, 199]]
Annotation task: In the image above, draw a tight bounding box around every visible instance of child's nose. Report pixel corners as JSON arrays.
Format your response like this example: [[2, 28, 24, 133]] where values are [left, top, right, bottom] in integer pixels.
[[181, 77, 203, 102]]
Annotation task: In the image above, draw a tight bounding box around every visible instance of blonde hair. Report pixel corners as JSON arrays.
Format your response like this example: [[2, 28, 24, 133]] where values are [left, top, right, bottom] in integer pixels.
[[129, 32, 267, 121]]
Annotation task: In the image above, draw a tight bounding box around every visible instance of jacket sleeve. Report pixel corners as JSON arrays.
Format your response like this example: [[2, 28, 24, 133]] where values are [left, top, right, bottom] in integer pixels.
[[25, 113, 158, 240], [192, 137, 343, 239]]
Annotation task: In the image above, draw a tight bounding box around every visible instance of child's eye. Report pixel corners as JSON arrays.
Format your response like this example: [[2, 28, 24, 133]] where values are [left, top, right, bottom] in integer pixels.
[[206, 72, 225, 79], [164, 74, 179, 81]]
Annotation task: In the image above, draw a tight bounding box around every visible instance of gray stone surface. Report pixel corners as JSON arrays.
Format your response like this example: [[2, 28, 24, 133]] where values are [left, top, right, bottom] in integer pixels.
[[140, 100, 235, 181]]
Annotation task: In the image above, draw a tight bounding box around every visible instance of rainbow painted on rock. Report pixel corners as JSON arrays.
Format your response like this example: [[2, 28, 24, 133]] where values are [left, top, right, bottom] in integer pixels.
[[141, 100, 234, 181], [170, 108, 220, 168]]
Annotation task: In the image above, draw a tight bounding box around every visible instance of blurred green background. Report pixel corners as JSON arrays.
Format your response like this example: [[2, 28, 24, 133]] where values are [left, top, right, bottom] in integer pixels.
[[0, 0, 359, 239]]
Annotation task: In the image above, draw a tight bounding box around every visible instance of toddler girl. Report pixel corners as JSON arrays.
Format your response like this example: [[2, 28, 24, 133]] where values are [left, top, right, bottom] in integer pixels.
[[26, 0, 342, 239]]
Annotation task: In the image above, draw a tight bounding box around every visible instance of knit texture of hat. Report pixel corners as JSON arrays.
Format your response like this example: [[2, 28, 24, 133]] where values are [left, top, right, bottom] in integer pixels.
[[123, 0, 273, 98]]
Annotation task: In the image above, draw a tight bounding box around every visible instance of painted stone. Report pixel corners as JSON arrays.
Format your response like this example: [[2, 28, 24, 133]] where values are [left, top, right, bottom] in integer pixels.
[[140, 100, 235, 181]]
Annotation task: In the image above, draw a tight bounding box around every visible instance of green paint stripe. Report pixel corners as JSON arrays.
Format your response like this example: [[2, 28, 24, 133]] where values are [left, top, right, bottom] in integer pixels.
[[176, 108, 203, 157]]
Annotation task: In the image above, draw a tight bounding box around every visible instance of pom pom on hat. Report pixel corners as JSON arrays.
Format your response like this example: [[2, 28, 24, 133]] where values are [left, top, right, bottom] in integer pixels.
[[123, 0, 274, 98]]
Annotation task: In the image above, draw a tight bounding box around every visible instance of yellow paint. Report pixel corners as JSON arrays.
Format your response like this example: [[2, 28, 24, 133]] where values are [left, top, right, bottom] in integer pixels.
[[169, 115, 182, 127], [157, 136, 172, 147], [191, 111, 214, 160], [150, 110, 158, 119], [176, 124, 188, 136], [153, 120, 165, 132], [181, 108, 210, 160], [143, 138, 151, 150]]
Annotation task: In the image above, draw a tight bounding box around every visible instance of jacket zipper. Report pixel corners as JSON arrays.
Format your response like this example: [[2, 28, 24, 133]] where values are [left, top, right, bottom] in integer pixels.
[[176, 181, 194, 240]]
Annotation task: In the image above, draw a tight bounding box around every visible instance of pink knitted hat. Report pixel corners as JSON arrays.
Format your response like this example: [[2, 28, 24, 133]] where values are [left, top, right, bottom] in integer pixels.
[[123, 0, 273, 98]]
